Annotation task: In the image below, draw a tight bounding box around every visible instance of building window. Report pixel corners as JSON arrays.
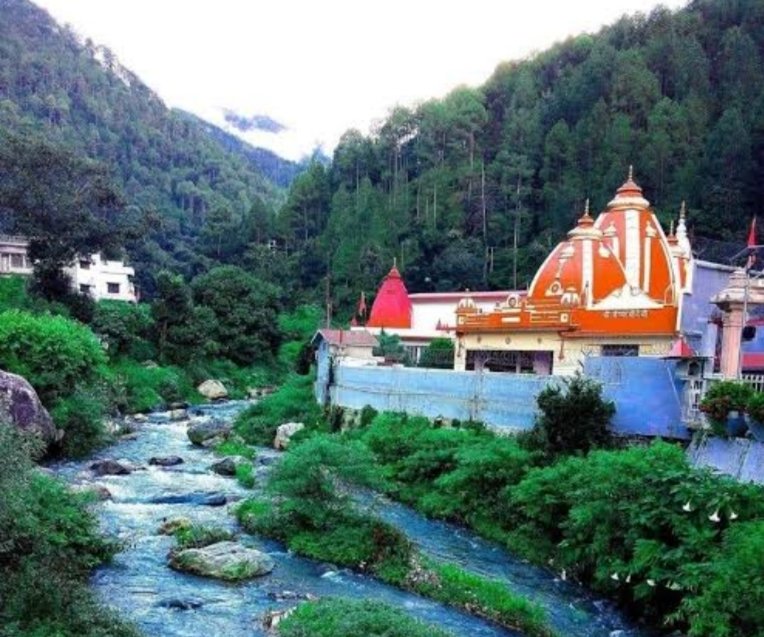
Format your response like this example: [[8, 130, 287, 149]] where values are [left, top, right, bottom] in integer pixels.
[[10, 254, 25, 268], [79, 259, 91, 269], [107, 282, 120, 294], [79, 284, 92, 295], [601, 344, 639, 357]]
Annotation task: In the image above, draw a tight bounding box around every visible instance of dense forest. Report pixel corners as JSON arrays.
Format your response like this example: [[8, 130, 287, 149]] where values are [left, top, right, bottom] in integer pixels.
[[277, 0, 764, 315], [3, 0, 764, 317], [0, 0, 298, 294]]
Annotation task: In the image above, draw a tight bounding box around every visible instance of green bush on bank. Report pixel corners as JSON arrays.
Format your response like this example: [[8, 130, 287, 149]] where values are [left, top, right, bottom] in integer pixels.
[[0, 310, 107, 405], [237, 435, 554, 637], [235, 373, 322, 444], [0, 422, 138, 637], [277, 598, 452, 637]]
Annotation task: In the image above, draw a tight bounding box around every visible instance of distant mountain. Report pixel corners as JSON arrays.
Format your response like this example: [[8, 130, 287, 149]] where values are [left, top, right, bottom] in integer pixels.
[[0, 0, 299, 290], [222, 110, 287, 134], [179, 110, 300, 188]]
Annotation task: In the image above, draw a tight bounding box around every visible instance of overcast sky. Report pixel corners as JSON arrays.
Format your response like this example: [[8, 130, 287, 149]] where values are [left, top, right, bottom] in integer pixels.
[[34, 0, 687, 160]]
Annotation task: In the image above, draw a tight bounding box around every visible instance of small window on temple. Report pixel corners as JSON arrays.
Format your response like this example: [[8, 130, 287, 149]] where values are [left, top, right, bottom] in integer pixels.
[[79, 259, 91, 269], [601, 344, 639, 357], [10, 254, 24, 268], [79, 284, 91, 294], [107, 282, 120, 294]]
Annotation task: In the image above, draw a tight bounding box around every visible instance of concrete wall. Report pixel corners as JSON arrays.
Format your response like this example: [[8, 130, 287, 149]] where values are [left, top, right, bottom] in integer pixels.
[[321, 355, 691, 439], [584, 356, 690, 439], [687, 436, 764, 485], [330, 364, 556, 430]]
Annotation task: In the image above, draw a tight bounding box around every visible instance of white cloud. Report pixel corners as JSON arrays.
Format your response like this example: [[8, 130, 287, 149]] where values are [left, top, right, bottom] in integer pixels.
[[33, 0, 687, 160]]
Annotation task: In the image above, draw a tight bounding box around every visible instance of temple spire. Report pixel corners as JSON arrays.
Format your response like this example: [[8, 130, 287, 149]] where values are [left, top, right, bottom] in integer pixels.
[[628, 164, 634, 181]]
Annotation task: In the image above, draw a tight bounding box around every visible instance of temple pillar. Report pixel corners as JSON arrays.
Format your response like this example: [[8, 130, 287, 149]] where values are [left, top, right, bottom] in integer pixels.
[[712, 268, 764, 379], [720, 304, 745, 379]]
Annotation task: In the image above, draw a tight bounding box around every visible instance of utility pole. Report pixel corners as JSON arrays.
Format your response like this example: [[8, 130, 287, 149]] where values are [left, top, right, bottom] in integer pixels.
[[513, 174, 522, 290], [324, 274, 332, 328]]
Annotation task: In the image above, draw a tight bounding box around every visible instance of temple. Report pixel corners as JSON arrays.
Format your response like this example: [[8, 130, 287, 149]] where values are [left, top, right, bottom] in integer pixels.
[[454, 170, 692, 374]]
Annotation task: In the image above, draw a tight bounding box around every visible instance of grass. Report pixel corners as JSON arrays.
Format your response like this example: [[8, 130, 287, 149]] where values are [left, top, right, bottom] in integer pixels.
[[234, 373, 323, 445], [234, 462, 256, 489], [172, 524, 233, 549], [277, 598, 453, 637], [213, 438, 256, 459]]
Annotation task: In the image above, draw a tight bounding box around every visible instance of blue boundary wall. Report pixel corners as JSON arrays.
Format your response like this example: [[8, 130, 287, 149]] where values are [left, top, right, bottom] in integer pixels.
[[324, 356, 690, 438], [331, 365, 557, 430], [584, 357, 690, 439], [687, 436, 764, 485]]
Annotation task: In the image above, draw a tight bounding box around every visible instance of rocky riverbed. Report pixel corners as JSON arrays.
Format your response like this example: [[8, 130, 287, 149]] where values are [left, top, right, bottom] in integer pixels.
[[49, 401, 653, 637]]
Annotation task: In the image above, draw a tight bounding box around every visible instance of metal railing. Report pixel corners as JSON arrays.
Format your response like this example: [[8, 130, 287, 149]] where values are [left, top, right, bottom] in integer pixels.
[[742, 373, 764, 393]]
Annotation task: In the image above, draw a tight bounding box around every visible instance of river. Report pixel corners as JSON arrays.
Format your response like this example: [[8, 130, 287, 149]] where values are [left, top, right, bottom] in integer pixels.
[[51, 401, 654, 637]]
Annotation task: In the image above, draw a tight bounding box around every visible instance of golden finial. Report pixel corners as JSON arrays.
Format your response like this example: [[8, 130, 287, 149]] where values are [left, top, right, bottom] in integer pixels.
[[628, 165, 634, 181], [669, 219, 675, 236], [393, 256, 397, 268], [584, 198, 590, 215], [680, 200, 686, 220]]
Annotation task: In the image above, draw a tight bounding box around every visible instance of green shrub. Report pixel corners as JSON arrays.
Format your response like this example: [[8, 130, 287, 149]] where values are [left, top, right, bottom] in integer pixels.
[[419, 337, 455, 369], [746, 391, 764, 424], [108, 359, 198, 413], [49, 390, 108, 458], [0, 422, 137, 636], [214, 439, 256, 459], [235, 373, 322, 444], [416, 561, 553, 637], [278, 598, 452, 637], [700, 380, 754, 424], [172, 524, 233, 550], [532, 374, 615, 456], [92, 300, 156, 360], [0, 275, 29, 311], [506, 441, 764, 626], [235, 462, 255, 489], [0, 310, 107, 405], [680, 520, 764, 636], [359, 404, 378, 428]]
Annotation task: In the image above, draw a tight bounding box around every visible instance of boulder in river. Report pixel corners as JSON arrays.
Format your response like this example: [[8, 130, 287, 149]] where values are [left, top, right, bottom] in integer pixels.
[[274, 422, 304, 450], [197, 380, 229, 401], [168, 408, 188, 421], [169, 541, 274, 581], [0, 370, 60, 446], [150, 491, 227, 506], [158, 517, 193, 535], [187, 419, 232, 446], [209, 456, 247, 476], [149, 455, 185, 467], [90, 459, 133, 476], [158, 598, 204, 611], [70, 483, 112, 500]]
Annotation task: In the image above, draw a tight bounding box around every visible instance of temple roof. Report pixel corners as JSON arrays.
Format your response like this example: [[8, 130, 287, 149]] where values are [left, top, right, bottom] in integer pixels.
[[367, 265, 413, 329]]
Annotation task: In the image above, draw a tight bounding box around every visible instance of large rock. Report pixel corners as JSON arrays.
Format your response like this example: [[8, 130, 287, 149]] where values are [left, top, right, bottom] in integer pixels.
[[169, 541, 274, 581], [90, 459, 133, 476], [274, 422, 305, 450], [149, 455, 185, 467], [197, 380, 229, 401], [158, 517, 192, 535], [0, 370, 59, 444], [187, 419, 231, 446], [210, 456, 247, 476]]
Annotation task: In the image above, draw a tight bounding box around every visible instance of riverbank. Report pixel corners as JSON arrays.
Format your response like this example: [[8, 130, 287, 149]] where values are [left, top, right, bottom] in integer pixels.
[[233, 378, 764, 637], [45, 401, 648, 637]]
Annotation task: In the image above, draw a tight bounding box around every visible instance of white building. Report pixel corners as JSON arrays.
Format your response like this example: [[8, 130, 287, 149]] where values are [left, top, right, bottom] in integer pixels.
[[0, 235, 137, 302], [0, 235, 33, 276], [66, 253, 137, 302]]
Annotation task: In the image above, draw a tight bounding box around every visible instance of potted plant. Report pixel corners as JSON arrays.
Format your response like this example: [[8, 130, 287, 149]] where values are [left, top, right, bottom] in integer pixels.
[[746, 392, 764, 442], [699, 380, 754, 437]]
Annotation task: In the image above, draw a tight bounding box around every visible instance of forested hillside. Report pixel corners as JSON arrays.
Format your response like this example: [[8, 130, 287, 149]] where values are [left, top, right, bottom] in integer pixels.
[[0, 0, 296, 293], [276, 0, 764, 314], [2, 0, 764, 315]]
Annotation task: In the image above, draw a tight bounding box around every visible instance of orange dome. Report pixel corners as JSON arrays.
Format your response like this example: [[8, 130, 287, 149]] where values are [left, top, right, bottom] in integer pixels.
[[595, 169, 678, 304], [367, 265, 412, 329], [529, 206, 628, 306]]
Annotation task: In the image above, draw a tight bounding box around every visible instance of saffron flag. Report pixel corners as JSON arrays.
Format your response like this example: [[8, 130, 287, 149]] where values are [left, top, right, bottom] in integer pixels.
[[747, 217, 757, 270]]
